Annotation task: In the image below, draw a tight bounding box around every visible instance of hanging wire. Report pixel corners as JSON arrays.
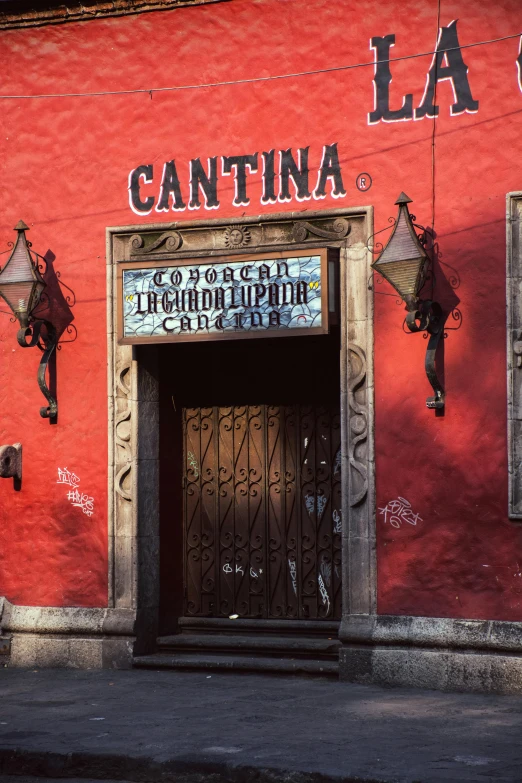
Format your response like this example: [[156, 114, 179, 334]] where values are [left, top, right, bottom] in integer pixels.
[[0, 32, 519, 101], [431, 0, 442, 236]]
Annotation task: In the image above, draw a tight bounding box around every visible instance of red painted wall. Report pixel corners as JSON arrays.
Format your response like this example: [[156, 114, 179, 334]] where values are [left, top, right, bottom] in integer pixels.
[[0, 0, 521, 617]]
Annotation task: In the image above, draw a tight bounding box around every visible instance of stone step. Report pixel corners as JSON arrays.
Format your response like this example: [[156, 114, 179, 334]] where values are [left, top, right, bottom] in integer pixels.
[[157, 633, 340, 659], [133, 652, 338, 676], [178, 616, 340, 635]]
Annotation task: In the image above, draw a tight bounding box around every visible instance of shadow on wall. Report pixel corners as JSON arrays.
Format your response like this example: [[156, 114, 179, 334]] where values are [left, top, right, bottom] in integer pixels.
[[373, 207, 522, 621], [18, 248, 77, 428], [33, 249, 76, 344]]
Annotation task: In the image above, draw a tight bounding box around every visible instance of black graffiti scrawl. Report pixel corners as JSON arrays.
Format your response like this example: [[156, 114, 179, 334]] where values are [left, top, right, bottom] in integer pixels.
[[369, 20, 479, 124]]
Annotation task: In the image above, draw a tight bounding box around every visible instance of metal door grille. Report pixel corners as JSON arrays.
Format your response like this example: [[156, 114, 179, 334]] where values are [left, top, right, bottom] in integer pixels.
[[183, 405, 341, 619]]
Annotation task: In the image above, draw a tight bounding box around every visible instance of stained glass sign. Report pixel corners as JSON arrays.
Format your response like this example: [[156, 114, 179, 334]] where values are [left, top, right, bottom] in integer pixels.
[[118, 249, 329, 344]]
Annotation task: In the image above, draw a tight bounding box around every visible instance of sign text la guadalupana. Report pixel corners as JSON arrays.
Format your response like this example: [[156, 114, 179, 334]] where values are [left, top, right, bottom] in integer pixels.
[[121, 252, 328, 344]]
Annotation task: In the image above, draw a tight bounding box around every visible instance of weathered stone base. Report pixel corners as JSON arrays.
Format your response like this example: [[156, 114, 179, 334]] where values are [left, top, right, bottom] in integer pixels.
[[0, 598, 136, 669], [339, 646, 522, 694], [339, 613, 522, 694], [8, 634, 134, 669]]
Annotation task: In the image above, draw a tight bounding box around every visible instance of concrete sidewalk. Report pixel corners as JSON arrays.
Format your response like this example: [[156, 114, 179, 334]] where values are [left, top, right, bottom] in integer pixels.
[[0, 668, 521, 783]]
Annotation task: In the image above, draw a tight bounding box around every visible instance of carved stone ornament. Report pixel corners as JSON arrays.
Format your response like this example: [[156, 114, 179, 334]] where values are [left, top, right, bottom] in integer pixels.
[[130, 231, 182, 255], [223, 225, 251, 249], [122, 213, 361, 260], [348, 344, 368, 507], [115, 364, 132, 502], [514, 329, 522, 369], [292, 218, 351, 243]]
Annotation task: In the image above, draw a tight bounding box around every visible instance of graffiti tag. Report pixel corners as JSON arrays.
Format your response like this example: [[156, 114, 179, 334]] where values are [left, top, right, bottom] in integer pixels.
[[379, 497, 422, 528]]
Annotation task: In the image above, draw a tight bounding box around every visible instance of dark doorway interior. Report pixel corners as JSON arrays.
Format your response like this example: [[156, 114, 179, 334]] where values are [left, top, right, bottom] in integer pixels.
[[157, 329, 341, 634]]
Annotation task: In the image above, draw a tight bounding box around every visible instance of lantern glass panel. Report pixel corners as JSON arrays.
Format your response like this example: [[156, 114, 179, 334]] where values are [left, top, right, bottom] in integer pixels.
[[371, 200, 429, 303], [0, 230, 44, 321], [0, 280, 37, 318], [373, 257, 425, 300]]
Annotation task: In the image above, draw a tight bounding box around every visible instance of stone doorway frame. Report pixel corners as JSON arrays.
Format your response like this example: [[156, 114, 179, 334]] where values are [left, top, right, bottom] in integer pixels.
[[106, 207, 375, 653]]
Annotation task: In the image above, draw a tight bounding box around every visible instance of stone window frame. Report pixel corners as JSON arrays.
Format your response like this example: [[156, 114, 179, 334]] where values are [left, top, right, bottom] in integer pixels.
[[507, 192, 522, 519], [106, 208, 376, 648]]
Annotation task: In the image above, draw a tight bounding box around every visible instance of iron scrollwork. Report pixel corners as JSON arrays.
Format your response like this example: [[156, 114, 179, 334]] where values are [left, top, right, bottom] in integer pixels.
[[405, 302, 445, 409], [183, 404, 342, 620], [17, 319, 58, 419]]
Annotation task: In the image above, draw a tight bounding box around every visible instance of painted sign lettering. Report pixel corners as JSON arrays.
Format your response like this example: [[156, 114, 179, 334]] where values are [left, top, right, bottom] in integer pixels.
[[125, 21, 520, 214], [128, 143, 345, 215], [369, 21, 479, 124]]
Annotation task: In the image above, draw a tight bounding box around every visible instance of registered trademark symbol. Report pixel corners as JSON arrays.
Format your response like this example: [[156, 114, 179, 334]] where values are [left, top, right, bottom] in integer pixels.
[[356, 173, 372, 192]]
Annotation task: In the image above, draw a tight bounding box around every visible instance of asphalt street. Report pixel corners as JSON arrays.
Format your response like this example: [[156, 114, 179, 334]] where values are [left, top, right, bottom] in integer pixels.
[[0, 668, 521, 782]]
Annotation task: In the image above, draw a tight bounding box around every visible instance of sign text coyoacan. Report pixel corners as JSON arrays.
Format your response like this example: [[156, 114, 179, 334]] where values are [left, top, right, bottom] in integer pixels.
[[122, 254, 325, 341]]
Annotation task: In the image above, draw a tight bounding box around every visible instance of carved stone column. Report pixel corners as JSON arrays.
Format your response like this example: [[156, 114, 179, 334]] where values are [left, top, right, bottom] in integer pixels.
[[108, 238, 160, 654], [342, 238, 376, 616], [338, 232, 377, 678]]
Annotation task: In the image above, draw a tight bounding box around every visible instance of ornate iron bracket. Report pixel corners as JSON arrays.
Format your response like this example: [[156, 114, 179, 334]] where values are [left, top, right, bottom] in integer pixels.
[[405, 301, 445, 410], [17, 319, 58, 419]]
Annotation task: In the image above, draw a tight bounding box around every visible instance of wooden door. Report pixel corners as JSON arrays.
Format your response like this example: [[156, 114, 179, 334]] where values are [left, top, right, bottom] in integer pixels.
[[183, 404, 341, 620]]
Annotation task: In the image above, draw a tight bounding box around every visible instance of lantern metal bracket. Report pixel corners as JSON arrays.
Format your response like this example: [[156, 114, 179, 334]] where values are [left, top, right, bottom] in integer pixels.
[[0, 221, 72, 421], [405, 300, 445, 410], [369, 193, 449, 412], [17, 319, 58, 419]]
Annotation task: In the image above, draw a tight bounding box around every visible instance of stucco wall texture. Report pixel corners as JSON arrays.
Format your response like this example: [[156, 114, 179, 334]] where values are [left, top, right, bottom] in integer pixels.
[[0, 0, 521, 619]]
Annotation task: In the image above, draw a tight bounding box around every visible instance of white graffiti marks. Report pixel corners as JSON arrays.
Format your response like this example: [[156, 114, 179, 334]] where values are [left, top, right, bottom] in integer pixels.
[[333, 447, 341, 476], [305, 492, 327, 520], [318, 573, 330, 614], [187, 451, 199, 479], [57, 467, 80, 488], [332, 509, 342, 533], [57, 467, 94, 517], [320, 559, 332, 588], [288, 558, 297, 596], [223, 563, 244, 575], [379, 497, 422, 529], [67, 489, 95, 517]]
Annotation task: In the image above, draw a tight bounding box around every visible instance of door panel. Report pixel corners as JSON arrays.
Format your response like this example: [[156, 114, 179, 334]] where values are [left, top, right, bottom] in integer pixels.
[[183, 404, 341, 620]]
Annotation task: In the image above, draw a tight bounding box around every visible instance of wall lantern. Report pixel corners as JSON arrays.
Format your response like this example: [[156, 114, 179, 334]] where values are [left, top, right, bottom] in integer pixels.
[[0, 221, 58, 419], [371, 193, 445, 411]]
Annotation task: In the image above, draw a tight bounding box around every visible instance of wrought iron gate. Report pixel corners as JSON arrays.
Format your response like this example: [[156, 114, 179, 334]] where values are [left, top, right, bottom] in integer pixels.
[[183, 405, 341, 620]]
